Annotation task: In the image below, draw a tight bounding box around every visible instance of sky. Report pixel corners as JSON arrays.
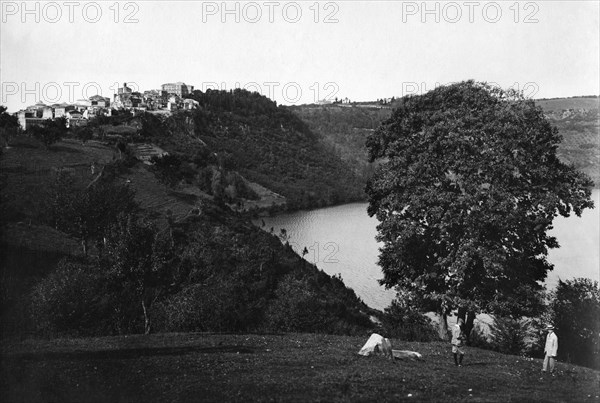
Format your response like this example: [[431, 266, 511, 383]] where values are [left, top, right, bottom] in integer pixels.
[[1, 0, 599, 111]]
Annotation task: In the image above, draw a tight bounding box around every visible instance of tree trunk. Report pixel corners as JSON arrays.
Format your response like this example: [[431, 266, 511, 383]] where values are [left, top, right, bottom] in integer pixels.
[[465, 311, 475, 343], [141, 299, 151, 335], [438, 311, 449, 340], [457, 306, 476, 344], [457, 306, 466, 323]]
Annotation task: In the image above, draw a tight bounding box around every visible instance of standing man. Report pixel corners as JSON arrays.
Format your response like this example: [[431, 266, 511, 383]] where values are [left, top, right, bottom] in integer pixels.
[[543, 324, 558, 374], [452, 318, 466, 367]]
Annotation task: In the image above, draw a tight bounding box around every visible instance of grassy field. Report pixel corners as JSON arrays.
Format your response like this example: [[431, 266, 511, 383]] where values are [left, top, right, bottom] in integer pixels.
[[1, 332, 599, 402]]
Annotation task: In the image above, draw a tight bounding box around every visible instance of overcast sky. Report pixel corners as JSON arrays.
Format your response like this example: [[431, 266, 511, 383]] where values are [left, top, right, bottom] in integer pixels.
[[1, 1, 599, 111]]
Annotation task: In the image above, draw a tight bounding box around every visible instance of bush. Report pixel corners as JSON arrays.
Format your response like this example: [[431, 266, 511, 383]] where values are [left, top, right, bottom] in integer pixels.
[[45, 170, 137, 255], [30, 257, 140, 336], [264, 273, 372, 335], [380, 299, 439, 342], [154, 275, 265, 333], [550, 278, 600, 369], [151, 153, 198, 187], [488, 316, 536, 356], [0, 106, 20, 148], [225, 172, 260, 200], [264, 275, 324, 332], [72, 126, 93, 144], [29, 117, 67, 147]]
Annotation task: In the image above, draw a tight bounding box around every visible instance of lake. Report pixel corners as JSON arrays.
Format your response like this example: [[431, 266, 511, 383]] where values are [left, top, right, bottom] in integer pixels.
[[255, 189, 600, 311]]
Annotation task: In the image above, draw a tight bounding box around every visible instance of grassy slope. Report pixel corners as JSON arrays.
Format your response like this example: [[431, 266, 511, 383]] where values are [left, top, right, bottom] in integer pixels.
[[2, 332, 599, 402]]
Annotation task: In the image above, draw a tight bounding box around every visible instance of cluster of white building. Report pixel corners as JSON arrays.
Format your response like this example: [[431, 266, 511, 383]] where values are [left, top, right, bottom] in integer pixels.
[[17, 81, 199, 131]]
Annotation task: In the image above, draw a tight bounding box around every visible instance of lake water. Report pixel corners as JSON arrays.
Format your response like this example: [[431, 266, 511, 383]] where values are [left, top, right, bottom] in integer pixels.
[[255, 189, 599, 311]]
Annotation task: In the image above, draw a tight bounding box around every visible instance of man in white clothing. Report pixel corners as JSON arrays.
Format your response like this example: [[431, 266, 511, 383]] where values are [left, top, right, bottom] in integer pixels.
[[451, 318, 466, 367], [542, 324, 558, 374]]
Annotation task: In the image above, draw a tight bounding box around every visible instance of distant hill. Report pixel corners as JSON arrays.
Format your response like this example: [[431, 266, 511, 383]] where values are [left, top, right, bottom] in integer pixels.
[[293, 96, 600, 186], [538, 97, 599, 185], [92, 89, 367, 212], [184, 89, 366, 210], [288, 104, 391, 183], [535, 96, 599, 112]]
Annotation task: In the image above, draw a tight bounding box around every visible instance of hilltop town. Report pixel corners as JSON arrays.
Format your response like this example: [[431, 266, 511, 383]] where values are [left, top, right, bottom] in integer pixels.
[[16, 81, 199, 131]]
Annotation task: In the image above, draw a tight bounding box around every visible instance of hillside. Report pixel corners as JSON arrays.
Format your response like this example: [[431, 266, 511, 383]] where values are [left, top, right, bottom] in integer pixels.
[[536, 96, 599, 112], [142, 89, 367, 211], [293, 96, 600, 186], [0, 136, 375, 338], [538, 97, 600, 185], [289, 104, 392, 183], [2, 332, 599, 402], [83, 89, 366, 213]]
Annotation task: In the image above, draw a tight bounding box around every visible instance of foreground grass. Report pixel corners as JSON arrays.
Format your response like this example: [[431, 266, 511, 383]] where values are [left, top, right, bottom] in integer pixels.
[[1, 333, 599, 402]]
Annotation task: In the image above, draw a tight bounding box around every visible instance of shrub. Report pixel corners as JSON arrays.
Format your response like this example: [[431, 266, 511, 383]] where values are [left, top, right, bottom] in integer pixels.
[[550, 278, 600, 369], [488, 316, 535, 356], [154, 275, 265, 333], [381, 299, 439, 342], [29, 117, 67, 148], [225, 172, 260, 200], [264, 273, 372, 335], [264, 275, 324, 332], [72, 126, 93, 144], [30, 257, 140, 336], [45, 170, 137, 255]]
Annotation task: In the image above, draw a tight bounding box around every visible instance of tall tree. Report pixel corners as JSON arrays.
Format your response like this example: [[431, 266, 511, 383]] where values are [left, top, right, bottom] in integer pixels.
[[30, 117, 68, 148], [365, 81, 594, 339], [105, 214, 179, 334], [0, 105, 20, 150], [0, 106, 18, 128], [47, 171, 137, 255]]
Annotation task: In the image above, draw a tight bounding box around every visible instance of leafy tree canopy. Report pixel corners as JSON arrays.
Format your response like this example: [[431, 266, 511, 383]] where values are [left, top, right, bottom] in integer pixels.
[[46, 170, 137, 255], [0, 106, 19, 130], [366, 81, 594, 319], [30, 117, 68, 148]]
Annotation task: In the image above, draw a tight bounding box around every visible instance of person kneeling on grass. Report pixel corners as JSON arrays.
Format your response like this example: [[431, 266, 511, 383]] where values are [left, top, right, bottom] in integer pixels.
[[452, 318, 466, 367]]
